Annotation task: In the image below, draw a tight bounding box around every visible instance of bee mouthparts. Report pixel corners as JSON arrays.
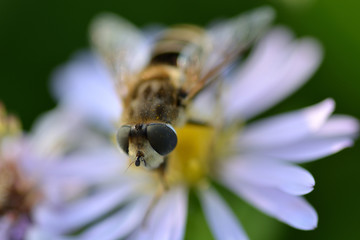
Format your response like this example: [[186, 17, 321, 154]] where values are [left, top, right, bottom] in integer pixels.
[[135, 151, 145, 167], [136, 155, 146, 167], [135, 157, 141, 166]]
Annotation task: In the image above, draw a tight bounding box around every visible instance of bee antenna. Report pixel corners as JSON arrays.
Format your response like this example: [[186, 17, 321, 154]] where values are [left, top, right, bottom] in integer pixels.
[[124, 161, 135, 173]]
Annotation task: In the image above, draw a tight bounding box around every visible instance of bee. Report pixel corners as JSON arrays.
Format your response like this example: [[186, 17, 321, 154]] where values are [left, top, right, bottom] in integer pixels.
[[90, 7, 274, 170]]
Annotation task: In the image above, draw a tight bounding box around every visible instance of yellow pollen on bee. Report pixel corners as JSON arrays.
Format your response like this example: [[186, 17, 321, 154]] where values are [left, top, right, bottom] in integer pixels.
[[166, 124, 216, 186]]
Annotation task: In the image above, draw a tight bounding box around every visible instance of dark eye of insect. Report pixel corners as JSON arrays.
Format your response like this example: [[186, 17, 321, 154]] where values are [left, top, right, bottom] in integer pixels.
[[116, 125, 131, 154], [146, 123, 177, 156]]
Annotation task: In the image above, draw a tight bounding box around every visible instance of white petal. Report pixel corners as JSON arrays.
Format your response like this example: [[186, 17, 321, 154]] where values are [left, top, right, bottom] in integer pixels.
[[40, 147, 127, 203], [221, 156, 315, 195], [27, 107, 118, 160], [223, 27, 323, 121], [47, 146, 126, 183], [250, 115, 358, 163], [316, 115, 359, 138], [129, 186, 188, 240], [26, 227, 67, 240], [257, 137, 353, 163], [28, 108, 83, 158], [35, 182, 140, 234], [237, 99, 335, 149], [74, 196, 152, 240], [169, 187, 188, 240], [51, 51, 121, 130], [198, 187, 248, 240], [221, 178, 318, 230]]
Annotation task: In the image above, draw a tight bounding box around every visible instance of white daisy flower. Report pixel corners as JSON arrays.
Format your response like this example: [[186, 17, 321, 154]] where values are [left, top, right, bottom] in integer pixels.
[[0, 103, 127, 240], [49, 11, 358, 240]]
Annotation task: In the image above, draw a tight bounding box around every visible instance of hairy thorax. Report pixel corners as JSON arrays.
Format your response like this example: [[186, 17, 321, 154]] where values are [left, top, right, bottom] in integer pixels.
[[122, 65, 186, 126]]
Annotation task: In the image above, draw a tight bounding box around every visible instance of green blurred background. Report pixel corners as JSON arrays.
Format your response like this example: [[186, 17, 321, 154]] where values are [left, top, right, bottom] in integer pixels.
[[0, 0, 359, 239]]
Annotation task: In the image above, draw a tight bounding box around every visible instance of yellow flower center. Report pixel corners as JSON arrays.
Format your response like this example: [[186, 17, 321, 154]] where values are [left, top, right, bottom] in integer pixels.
[[121, 122, 239, 190], [0, 104, 38, 218], [166, 123, 216, 186]]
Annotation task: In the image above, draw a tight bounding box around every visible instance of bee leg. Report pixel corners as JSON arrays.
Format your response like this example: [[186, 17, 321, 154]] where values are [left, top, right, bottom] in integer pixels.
[[142, 186, 163, 228], [142, 158, 169, 227], [187, 119, 209, 126], [157, 156, 169, 191]]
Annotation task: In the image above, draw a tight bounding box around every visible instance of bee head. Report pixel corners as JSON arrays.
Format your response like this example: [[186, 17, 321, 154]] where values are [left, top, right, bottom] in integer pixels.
[[116, 123, 177, 169]]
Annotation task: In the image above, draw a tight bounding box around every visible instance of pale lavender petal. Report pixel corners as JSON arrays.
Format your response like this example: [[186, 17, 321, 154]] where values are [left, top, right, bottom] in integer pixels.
[[0, 217, 11, 239], [237, 99, 335, 150], [39, 147, 127, 203], [52, 51, 121, 130], [46, 146, 126, 183], [223, 27, 323, 121], [198, 187, 248, 240], [74, 195, 153, 240], [220, 177, 318, 230], [27, 107, 116, 161], [250, 115, 359, 162], [10, 215, 31, 240], [257, 137, 353, 163], [29, 226, 88, 240], [169, 187, 188, 240], [26, 227, 53, 240], [221, 156, 314, 195], [28, 108, 83, 158], [129, 186, 188, 240], [26, 227, 69, 240], [316, 115, 359, 138], [0, 215, 32, 240], [35, 182, 141, 234]]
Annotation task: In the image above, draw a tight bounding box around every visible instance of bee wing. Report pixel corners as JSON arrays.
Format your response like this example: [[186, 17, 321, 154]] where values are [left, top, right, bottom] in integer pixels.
[[181, 7, 275, 101], [90, 14, 156, 99]]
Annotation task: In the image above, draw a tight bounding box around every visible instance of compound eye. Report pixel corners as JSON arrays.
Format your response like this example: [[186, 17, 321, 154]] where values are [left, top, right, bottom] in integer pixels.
[[146, 123, 177, 156], [116, 125, 131, 154]]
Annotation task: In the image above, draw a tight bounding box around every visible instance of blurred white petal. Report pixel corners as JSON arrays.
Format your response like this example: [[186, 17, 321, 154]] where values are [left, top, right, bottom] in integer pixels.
[[237, 99, 334, 149], [257, 137, 353, 163], [73, 196, 152, 240], [221, 179, 318, 230], [168, 187, 188, 240], [198, 187, 248, 240], [28, 108, 83, 158], [51, 51, 121, 131], [221, 156, 315, 195], [316, 115, 359, 138], [35, 182, 141, 234], [26, 227, 65, 240], [28, 107, 114, 159], [39, 146, 127, 203], [129, 186, 188, 240], [246, 114, 359, 162], [223, 27, 323, 121], [46, 146, 126, 183]]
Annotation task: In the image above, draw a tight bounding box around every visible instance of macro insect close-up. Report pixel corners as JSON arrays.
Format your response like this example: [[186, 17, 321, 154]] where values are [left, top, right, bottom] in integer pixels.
[[95, 9, 274, 173], [1, 1, 360, 240]]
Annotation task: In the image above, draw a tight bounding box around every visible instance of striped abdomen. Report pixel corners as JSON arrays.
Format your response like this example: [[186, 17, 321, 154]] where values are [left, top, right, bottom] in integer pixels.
[[123, 25, 209, 126]]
